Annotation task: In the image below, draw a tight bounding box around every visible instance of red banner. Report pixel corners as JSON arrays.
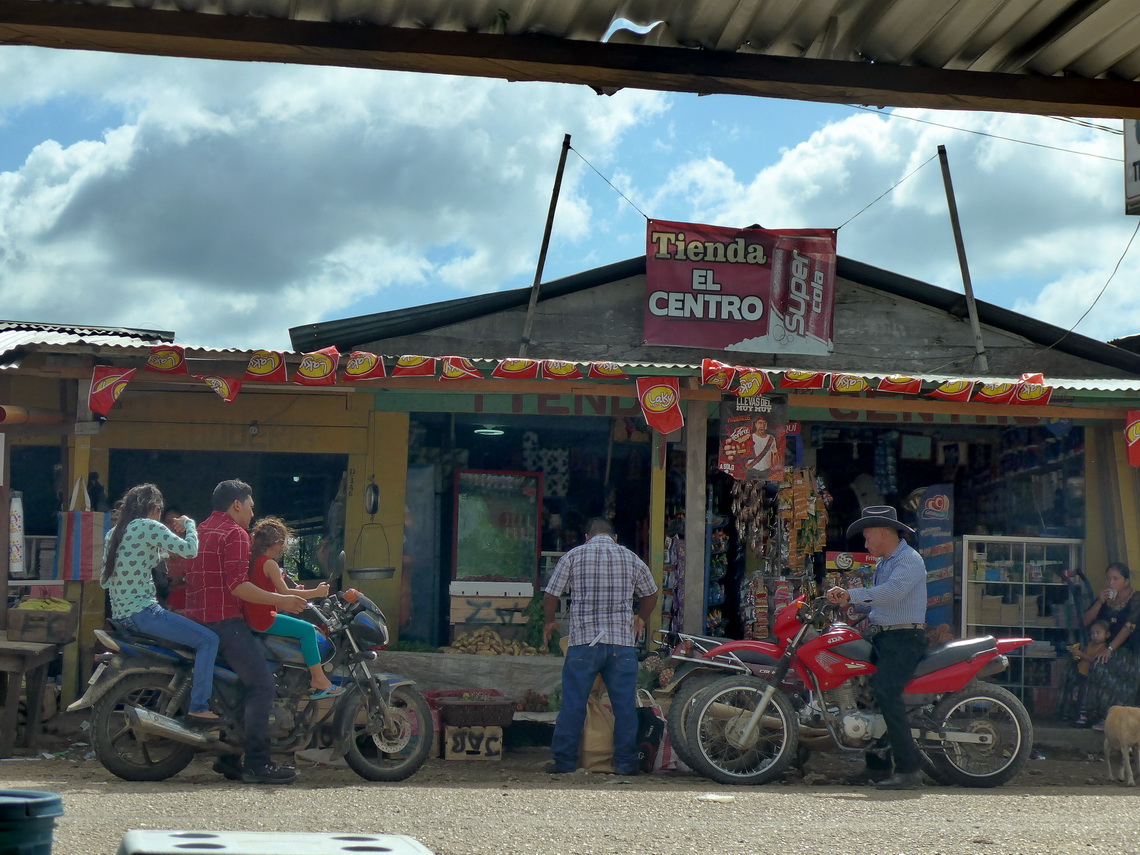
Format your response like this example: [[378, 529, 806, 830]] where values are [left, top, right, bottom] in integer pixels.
[[701, 358, 736, 390], [1127, 412, 1140, 467], [735, 369, 774, 398], [196, 375, 242, 403], [88, 367, 136, 416], [587, 362, 628, 380], [440, 356, 483, 381], [294, 347, 340, 386], [780, 370, 829, 390], [877, 375, 922, 395], [644, 219, 837, 354], [391, 356, 436, 377], [145, 345, 188, 375], [342, 351, 386, 381], [491, 358, 539, 380], [540, 360, 582, 380], [1012, 382, 1053, 405], [926, 380, 974, 402], [243, 350, 288, 383], [831, 374, 871, 394], [635, 377, 684, 434], [973, 382, 1017, 404]]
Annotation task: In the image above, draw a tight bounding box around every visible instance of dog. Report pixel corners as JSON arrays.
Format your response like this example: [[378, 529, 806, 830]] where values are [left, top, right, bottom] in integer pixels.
[[1104, 705, 1140, 786]]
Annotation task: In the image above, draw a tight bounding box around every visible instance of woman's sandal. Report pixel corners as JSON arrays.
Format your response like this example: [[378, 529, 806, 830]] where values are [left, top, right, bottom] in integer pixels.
[[309, 685, 344, 700]]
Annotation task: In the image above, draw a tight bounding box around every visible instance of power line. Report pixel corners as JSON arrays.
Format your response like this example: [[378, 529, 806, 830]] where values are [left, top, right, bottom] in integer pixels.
[[837, 153, 938, 229], [848, 106, 1123, 162], [569, 145, 649, 219]]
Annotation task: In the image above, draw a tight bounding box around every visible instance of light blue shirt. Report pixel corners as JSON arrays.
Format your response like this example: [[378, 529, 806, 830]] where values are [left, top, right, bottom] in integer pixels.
[[851, 538, 927, 626]]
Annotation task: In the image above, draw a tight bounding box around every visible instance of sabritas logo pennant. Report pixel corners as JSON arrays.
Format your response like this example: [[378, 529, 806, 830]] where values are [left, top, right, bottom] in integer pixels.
[[831, 374, 870, 393], [145, 346, 187, 375], [640, 384, 677, 412]]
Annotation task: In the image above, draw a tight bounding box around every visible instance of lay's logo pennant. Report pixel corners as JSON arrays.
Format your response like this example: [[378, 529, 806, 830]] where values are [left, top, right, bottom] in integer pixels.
[[89, 366, 136, 416], [926, 380, 974, 402], [635, 376, 684, 434], [701, 358, 737, 390], [145, 345, 188, 375], [243, 350, 288, 383], [342, 351, 386, 381], [1127, 411, 1140, 468], [540, 360, 583, 380], [294, 347, 340, 386], [391, 355, 437, 377], [491, 358, 539, 380], [587, 362, 629, 380], [780, 370, 829, 390], [973, 382, 1017, 405], [440, 356, 483, 381], [877, 375, 922, 395], [1012, 381, 1053, 406], [831, 374, 870, 394], [735, 368, 774, 398], [195, 375, 242, 403]]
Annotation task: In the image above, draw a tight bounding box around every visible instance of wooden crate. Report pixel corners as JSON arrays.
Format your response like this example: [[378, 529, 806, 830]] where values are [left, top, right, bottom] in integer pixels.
[[449, 596, 530, 625], [7, 605, 78, 643], [442, 725, 503, 761]]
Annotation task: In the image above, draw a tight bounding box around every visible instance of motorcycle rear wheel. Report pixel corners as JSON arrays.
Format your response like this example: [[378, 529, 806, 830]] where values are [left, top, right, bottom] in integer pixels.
[[342, 685, 433, 782], [684, 675, 799, 786], [921, 681, 1032, 788], [664, 672, 722, 770], [91, 672, 197, 781]]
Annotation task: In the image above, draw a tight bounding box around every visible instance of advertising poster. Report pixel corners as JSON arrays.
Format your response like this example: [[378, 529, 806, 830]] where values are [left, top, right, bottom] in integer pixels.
[[644, 219, 837, 354], [718, 395, 787, 482], [915, 484, 955, 628]]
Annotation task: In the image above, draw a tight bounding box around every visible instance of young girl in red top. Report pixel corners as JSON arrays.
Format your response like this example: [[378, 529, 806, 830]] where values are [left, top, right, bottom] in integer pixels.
[[246, 517, 340, 698]]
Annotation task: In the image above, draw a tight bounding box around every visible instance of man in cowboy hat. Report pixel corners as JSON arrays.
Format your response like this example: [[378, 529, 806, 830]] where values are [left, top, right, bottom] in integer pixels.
[[827, 505, 928, 791]]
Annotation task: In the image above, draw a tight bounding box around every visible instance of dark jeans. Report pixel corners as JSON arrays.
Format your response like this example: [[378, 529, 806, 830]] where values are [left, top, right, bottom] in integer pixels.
[[868, 628, 927, 774], [207, 617, 275, 770], [551, 643, 639, 772]]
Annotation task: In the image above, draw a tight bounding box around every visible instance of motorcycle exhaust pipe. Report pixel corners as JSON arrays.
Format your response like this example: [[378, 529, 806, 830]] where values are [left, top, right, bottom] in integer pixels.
[[127, 707, 215, 747]]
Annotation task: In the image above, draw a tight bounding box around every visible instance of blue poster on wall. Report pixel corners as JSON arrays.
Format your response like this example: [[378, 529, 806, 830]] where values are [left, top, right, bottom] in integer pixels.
[[914, 484, 955, 629]]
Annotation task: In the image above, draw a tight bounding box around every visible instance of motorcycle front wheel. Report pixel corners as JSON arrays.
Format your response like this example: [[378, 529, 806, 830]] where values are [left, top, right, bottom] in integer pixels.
[[684, 675, 799, 786], [341, 684, 433, 782], [91, 672, 197, 781], [664, 672, 722, 770], [920, 681, 1032, 788]]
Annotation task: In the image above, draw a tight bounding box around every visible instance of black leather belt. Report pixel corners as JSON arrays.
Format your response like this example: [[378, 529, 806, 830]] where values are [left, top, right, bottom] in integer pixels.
[[867, 623, 925, 637]]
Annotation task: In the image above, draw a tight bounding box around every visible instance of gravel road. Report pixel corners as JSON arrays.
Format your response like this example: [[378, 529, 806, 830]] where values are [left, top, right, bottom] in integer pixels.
[[6, 743, 1139, 855]]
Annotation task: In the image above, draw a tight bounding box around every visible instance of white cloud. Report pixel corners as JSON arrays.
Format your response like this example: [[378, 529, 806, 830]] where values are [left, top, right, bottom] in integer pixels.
[[0, 48, 668, 348]]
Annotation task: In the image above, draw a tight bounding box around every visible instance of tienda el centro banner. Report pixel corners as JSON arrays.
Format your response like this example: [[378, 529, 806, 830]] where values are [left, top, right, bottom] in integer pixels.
[[643, 219, 837, 354]]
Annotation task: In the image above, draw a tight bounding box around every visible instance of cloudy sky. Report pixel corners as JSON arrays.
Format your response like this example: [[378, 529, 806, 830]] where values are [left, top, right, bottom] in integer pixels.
[[0, 43, 1135, 352]]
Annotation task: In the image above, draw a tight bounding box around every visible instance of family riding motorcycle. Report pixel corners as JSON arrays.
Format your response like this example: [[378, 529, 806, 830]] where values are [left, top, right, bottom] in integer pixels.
[[69, 588, 433, 783], [676, 594, 1034, 787]]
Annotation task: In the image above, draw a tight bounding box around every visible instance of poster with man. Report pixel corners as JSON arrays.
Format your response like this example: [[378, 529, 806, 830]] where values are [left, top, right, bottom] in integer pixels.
[[718, 395, 787, 482]]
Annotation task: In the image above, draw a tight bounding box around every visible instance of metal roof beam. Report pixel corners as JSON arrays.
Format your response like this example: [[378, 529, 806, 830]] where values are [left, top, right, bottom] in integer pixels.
[[2, 0, 1140, 118]]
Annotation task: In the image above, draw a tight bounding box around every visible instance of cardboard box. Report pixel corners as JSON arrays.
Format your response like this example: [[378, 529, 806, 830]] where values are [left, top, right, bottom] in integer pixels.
[[442, 725, 503, 761], [1000, 603, 1022, 625], [7, 604, 78, 643], [449, 595, 531, 625]]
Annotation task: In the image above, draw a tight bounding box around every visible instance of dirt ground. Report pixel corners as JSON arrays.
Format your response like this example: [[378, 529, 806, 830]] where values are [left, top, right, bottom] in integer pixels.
[[23, 710, 1121, 790]]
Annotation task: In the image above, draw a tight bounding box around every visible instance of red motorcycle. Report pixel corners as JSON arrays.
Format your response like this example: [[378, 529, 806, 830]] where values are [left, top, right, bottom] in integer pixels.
[[682, 595, 1034, 787]]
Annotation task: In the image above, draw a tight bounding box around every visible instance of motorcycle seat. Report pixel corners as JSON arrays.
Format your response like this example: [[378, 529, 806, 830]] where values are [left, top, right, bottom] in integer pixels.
[[912, 636, 997, 677]]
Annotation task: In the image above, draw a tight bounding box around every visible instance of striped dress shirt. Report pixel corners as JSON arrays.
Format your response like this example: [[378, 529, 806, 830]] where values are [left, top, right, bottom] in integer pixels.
[[851, 538, 928, 627]]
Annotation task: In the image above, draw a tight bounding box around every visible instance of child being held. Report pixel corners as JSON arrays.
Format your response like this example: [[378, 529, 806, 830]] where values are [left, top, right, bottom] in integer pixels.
[[1068, 620, 1110, 727]]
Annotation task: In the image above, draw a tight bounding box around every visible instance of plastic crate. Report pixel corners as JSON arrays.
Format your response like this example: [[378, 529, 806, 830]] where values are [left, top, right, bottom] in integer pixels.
[[436, 697, 516, 728]]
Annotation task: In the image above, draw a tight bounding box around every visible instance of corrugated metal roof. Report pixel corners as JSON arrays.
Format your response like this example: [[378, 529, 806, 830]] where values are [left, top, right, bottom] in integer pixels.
[[0, 321, 173, 367], [5, 0, 1140, 116]]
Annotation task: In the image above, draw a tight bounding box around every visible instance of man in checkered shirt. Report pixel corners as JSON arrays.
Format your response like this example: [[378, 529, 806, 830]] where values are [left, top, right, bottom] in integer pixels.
[[543, 517, 658, 775]]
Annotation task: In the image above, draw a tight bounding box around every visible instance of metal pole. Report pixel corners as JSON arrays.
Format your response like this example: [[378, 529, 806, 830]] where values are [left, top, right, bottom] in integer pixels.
[[519, 133, 571, 357], [937, 144, 989, 373]]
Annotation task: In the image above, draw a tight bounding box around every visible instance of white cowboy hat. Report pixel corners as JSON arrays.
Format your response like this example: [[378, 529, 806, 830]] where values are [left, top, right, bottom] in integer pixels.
[[845, 505, 915, 538]]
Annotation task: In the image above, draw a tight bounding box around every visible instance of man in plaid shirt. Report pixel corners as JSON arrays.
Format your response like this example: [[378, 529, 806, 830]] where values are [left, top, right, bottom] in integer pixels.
[[543, 517, 658, 774], [183, 479, 307, 785]]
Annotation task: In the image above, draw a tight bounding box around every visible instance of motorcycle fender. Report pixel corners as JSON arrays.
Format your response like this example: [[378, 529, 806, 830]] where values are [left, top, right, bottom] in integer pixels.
[[995, 637, 1033, 654], [661, 661, 728, 694], [905, 658, 988, 694], [66, 665, 176, 712]]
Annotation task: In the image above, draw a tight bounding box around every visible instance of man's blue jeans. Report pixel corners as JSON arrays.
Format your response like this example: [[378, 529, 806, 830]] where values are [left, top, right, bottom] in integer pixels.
[[119, 603, 219, 713], [551, 643, 639, 772], [206, 617, 277, 771]]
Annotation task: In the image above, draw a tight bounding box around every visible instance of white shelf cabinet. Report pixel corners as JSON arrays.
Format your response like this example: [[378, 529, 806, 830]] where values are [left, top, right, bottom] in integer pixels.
[[959, 535, 1082, 706]]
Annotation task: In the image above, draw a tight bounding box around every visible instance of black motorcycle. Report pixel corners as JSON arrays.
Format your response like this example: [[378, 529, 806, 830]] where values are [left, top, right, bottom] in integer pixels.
[[69, 589, 433, 783]]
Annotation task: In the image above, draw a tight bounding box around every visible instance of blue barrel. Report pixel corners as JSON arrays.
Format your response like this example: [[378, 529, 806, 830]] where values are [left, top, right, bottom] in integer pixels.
[[0, 791, 63, 855]]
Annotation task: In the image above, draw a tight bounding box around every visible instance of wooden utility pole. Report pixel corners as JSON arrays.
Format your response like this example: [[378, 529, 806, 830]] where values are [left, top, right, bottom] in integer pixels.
[[519, 133, 571, 357], [937, 144, 989, 373]]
